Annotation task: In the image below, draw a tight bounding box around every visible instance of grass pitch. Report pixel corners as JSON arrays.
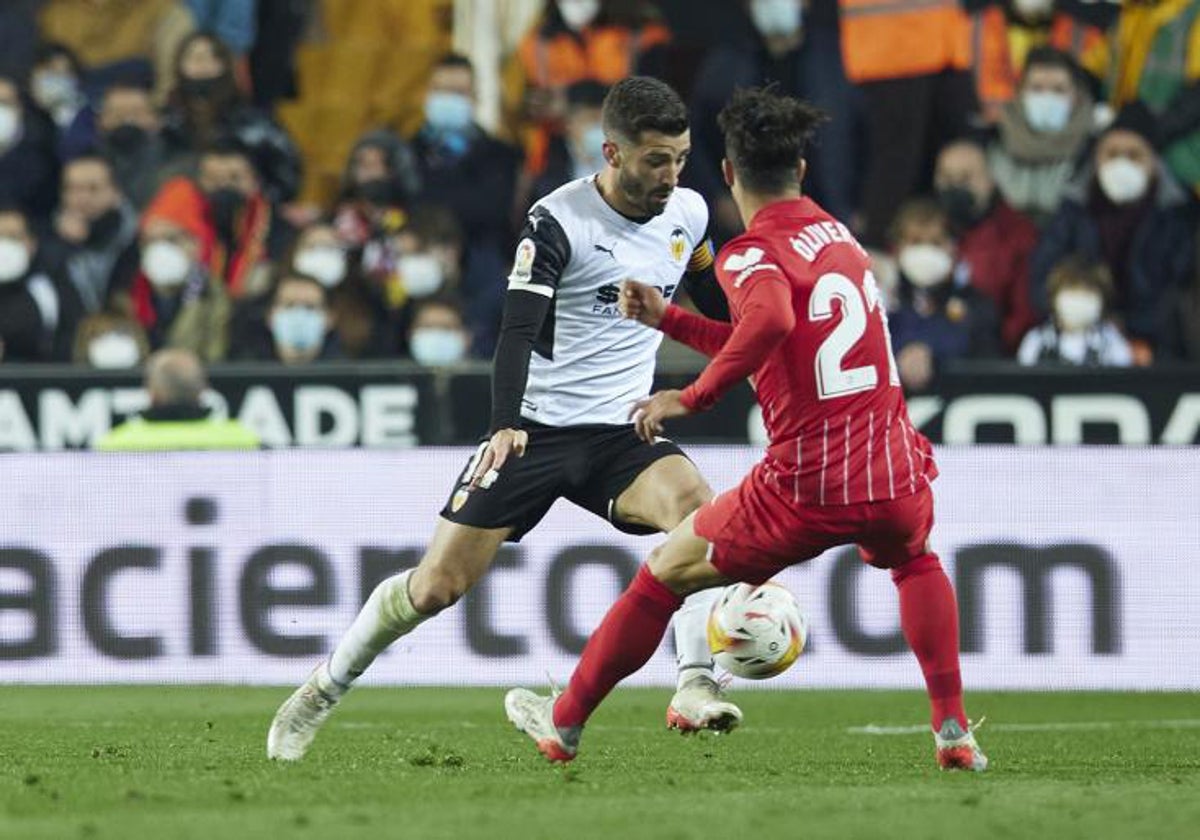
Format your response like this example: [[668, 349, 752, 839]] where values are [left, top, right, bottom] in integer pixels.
[[1, 687, 1197, 840]]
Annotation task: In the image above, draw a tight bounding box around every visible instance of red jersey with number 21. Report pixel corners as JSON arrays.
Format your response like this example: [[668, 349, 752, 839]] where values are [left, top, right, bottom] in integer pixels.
[[664, 197, 936, 506]]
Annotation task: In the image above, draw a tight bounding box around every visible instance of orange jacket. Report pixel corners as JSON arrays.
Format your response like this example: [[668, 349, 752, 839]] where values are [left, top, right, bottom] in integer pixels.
[[973, 6, 1108, 115], [839, 0, 972, 83], [517, 22, 671, 174]]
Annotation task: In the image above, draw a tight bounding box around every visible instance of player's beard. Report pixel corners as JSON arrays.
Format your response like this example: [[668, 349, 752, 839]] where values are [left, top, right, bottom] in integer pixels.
[[618, 168, 671, 217]]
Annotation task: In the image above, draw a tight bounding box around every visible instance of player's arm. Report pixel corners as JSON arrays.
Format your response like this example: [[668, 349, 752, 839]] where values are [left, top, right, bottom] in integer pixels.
[[681, 272, 794, 412], [631, 268, 793, 442], [472, 209, 569, 486], [620, 277, 732, 358]]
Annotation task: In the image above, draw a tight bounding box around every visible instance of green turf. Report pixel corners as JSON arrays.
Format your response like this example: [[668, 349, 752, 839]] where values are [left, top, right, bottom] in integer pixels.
[[1, 687, 1197, 840]]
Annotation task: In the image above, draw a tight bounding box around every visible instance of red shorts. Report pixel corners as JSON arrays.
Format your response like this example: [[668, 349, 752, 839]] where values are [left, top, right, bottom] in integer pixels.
[[693, 462, 934, 584]]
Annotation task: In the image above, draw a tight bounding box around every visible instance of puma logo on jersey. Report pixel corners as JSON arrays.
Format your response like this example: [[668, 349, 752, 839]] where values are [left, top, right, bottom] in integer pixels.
[[594, 243, 617, 260]]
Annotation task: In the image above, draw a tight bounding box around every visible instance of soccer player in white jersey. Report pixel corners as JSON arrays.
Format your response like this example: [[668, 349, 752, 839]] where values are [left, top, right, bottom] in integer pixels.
[[267, 77, 740, 760]]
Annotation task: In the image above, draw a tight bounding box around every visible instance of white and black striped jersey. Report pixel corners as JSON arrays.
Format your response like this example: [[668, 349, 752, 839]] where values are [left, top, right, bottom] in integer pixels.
[[503, 176, 713, 427]]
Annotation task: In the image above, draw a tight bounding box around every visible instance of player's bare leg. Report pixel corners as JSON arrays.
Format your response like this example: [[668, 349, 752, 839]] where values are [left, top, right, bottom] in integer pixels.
[[506, 513, 731, 761], [612, 455, 740, 732], [267, 518, 509, 761]]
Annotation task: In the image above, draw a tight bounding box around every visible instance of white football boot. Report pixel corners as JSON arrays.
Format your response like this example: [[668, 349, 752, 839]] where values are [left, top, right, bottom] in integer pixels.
[[267, 661, 345, 761], [934, 717, 989, 772], [505, 688, 581, 763], [666, 673, 743, 733]]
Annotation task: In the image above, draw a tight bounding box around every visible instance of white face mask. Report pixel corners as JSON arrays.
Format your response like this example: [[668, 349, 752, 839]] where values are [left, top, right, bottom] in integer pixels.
[[750, 0, 802, 37], [1022, 90, 1072, 133], [1012, 0, 1054, 19], [0, 236, 31, 282], [32, 72, 78, 110], [1054, 289, 1103, 332], [410, 327, 468, 366], [898, 244, 954, 289], [141, 240, 192, 289], [398, 253, 444, 298], [295, 246, 348, 288], [1098, 157, 1152, 205], [87, 332, 142, 369], [0, 103, 21, 147], [558, 0, 600, 31]]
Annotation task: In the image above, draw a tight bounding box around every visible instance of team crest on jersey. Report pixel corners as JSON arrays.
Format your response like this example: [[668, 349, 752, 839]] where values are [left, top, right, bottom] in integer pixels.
[[511, 238, 536, 280], [669, 227, 687, 263]]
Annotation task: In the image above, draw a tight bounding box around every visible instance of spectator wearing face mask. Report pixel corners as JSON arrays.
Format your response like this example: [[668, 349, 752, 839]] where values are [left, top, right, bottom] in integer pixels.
[[934, 137, 1039, 354], [690, 0, 864, 243], [513, 0, 671, 180], [38, 0, 196, 106], [95, 347, 259, 451], [72, 310, 150, 369], [161, 31, 301, 204], [1031, 102, 1197, 363], [1018, 255, 1132, 367], [0, 74, 61, 224], [410, 54, 520, 268], [193, 138, 296, 298], [46, 155, 141, 314], [333, 130, 420, 250], [130, 185, 231, 362], [988, 47, 1095, 224], [1109, 0, 1200, 196], [28, 42, 98, 162], [407, 295, 472, 367], [95, 80, 169, 211], [232, 271, 340, 364], [290, 221, 392, 360], [0, 204, 85, 363], [530, 81, 609, 205], [887, 198, 1001, 392], [969, 0, 1107, 124]]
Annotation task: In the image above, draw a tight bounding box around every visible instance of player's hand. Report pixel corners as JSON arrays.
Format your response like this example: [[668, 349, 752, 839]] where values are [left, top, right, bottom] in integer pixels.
[[897, 342, 935, 393], [619, 279, 667, 328], [629, 390, 690, 443], [470, 428, 529, 489]]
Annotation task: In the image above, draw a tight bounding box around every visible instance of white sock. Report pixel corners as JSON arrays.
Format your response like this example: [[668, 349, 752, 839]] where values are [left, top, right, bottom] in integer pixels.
[[673, 588, 719, 689], [326, 570, 428, 690]]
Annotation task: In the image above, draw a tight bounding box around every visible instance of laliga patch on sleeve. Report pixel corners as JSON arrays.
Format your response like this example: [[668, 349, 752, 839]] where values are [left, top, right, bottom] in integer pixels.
[[509, 237, 536, 281]]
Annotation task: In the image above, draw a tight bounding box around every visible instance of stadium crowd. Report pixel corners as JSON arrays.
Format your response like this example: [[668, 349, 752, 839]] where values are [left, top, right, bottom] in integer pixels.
[[0, 0, 1197, 389]]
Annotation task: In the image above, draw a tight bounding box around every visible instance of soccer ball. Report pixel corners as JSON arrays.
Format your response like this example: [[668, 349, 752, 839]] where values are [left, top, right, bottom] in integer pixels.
[[706, 582, 807, 680]]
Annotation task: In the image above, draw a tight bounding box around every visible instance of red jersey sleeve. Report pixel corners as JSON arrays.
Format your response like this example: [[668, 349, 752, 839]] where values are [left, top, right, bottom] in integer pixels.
[[659, 304, 733, 358], [680, 264, 794, 412]]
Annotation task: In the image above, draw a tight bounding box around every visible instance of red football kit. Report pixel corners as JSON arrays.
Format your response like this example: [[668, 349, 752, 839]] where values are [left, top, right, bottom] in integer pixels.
[[660, 197, 938, 581], [549, 197, 970, 744]]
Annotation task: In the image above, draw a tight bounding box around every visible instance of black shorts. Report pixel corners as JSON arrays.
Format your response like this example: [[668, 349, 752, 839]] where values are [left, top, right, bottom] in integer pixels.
[[439, 423, 689, 542]]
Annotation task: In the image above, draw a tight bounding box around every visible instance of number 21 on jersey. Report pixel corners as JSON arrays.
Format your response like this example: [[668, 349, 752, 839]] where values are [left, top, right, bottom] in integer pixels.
[[808, 270, 900, 400]]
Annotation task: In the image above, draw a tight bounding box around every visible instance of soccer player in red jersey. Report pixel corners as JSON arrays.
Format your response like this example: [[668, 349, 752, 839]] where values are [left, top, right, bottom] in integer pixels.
[[506, 86, 987, 771]]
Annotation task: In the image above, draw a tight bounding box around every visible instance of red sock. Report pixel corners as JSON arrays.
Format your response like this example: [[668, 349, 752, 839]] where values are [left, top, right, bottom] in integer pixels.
[[891, 553, 967, 731], [554, 565, 683, 728]]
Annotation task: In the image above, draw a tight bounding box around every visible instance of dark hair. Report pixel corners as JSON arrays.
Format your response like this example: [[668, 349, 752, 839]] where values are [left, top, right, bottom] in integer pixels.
[[717, 86, 826, 194], [272, 270, 328, 305], [566, 80, 609, 110], [1021, 46, 1081, 85], [34, 42, 84, 78], [887, 197, 949, 248], [433, 53, 474, 75], [174, 31, 234, 80], [200, 135, 254, 166], [602, 76, 688, 143], [1048, 254, 1114, 303], [405, 205, 464, 250]]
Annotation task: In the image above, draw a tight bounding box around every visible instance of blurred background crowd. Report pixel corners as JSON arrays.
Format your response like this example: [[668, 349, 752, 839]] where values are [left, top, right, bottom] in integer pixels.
[[0, 0, 1197, 392]]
